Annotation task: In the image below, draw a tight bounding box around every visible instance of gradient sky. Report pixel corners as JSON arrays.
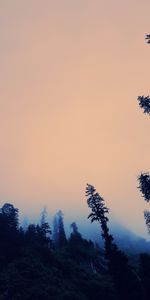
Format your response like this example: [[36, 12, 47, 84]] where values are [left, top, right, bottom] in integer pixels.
[[0, 0, 150, 237]]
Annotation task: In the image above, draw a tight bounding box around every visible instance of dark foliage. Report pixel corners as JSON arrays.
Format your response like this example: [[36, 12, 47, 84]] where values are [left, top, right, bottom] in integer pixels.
[[137, 36, 150, 239], [86, 184, 145, 300], [0, 203, 19, 231], [137, 96, 150, 115], [145, 34, 150, 44], [0, 199, 149, 300], [138, 173, 150, 202], [144, 210, 150, 234], [0, 202, 118, 300], [139, 253, 150, 299], [52, 210, 67, 248], [0, 203, 20, 264], [86, 184, 117, 258]]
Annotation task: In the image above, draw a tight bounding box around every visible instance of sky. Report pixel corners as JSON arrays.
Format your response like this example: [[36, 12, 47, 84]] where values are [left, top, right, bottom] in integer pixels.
[[0, 0, 150, 237]]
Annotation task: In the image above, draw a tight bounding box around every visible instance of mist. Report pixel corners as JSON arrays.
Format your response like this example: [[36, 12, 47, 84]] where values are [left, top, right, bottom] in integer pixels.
[[0, 0, 150, 240]]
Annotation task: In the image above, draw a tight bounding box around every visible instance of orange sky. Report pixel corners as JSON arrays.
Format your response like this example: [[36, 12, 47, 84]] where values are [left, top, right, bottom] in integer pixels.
[[0, 0, 150, 237]]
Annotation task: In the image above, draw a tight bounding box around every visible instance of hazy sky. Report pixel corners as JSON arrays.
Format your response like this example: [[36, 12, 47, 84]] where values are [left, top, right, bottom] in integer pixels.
[[0, 0, 150, 237]]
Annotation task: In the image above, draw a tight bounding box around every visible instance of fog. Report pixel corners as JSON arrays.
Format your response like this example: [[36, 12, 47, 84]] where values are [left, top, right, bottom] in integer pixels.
[[0, 1, 150, 239]]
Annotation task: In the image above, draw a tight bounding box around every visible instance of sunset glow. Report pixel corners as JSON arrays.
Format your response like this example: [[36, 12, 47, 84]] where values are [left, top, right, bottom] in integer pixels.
[[0, 0, 150, 236]]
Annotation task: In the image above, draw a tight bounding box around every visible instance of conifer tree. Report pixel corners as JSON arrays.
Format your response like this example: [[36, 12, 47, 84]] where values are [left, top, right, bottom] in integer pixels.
[[69, 222, 83, 245], [40, 206, 51, 241], [137, 35, 150, 233], [52, 213, 59, 246], [137, 96, 150, 115], [145, 34, 150, 44], [0, 203, 19, 231], [86, 184, 144, 300], [0, 203, 20, 262], [70, 222, 78, 234], [52, 210, 67, 248], [86, 184, 116, 257], [57, 210, 67, 247]]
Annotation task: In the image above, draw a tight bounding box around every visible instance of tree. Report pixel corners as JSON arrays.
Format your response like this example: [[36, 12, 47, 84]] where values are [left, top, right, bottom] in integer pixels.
[[70, 222, 83, 243], [139, 253, 150, 299], [70, 222, 78, 234], [137, 35, 150, 233], [69, 222, 84, 249], [0, 203, 19, 231], [86, 184, 116, 257], [86, 184, 144, 300], [138, 173, 150, 202], [0, 203, 20, 263], [40, 206, 47, 225], [145, 34, 150, 44], [69, 221, 103, 273], [52, 213, 59, 246], [52, 210, 67, 248], [39, 206, 51, 243], [25, 224, 37, 244], [137, 96, 150, 115], [144, 210, 150, 234]]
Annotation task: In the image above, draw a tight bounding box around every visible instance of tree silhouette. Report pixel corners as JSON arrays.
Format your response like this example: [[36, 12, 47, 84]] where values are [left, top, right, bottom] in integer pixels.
[[0, 203, 20, 263], [138, 173, 150, 202], [137, 35, 150, 233], [39, 206, 51, 244], [0, 200, 148, 299], [57, 210, 67, 247], [0, 203, 19, 231], [137, 96, 150, 115], [70, 222, 78, 234], [52, 210, 67, 248], [145, 34, 150, 44], [69, 222, 83, 246], [144, 210, 150, 234], [86, 184, 144, 300], [52, 213, 59, 246], [86, 184, 116, 257]]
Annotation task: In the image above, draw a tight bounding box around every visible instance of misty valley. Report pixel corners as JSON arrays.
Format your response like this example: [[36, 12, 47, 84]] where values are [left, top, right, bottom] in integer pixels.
[[0, 183, 150, 300]]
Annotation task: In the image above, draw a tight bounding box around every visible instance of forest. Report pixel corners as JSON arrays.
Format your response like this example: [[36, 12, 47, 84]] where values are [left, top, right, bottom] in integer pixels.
[[0, 180, 150, 300]]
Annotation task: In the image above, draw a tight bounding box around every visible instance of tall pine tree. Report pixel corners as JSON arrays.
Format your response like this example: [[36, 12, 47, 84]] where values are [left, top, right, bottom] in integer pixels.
[[86, 184, 144, 300], [52, 210, 67, 248], [137, 35, 150, 232]]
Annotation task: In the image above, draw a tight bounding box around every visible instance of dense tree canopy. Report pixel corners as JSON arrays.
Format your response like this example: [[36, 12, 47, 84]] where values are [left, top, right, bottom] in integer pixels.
[[0, 195, 149, 300]]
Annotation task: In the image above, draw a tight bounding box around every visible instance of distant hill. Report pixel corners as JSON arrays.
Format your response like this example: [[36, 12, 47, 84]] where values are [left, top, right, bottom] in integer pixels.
[[72, 218, 150, 254], [111, 223, 150, 254]]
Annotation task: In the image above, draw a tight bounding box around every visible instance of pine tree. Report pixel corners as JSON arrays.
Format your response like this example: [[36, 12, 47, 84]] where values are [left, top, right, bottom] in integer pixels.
[[70, 222, 78, 234], [57, 210, 67, 247], [137, 96, 150, 115], [86, 184, 116, 257], [40, 206, 51, 242], [0, 203, 20, 263], [0, 203, 19, 231], [52, 213, 59, 246], [52, 210, 67, 248], [69, 222, 83, 245], [86, 184, 144, 300], [137, 35, 150, 233], [145, 34, 150, 44]]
